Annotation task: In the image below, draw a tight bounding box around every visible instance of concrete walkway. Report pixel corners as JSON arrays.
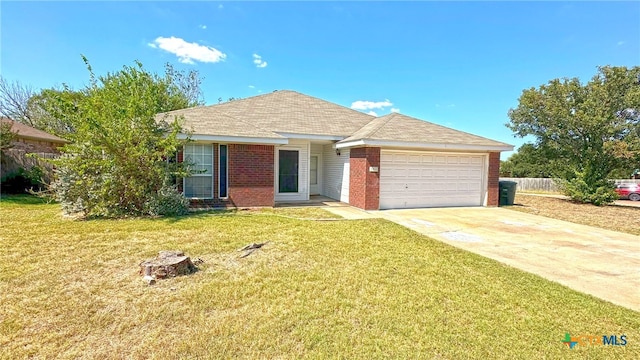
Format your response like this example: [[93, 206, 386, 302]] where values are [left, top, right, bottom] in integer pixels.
[[376, 207, 640, 312], [323, 205, 380, 219]]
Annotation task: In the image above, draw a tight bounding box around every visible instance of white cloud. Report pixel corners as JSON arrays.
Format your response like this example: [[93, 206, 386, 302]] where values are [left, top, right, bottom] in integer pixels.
[[199, 25, 207, 30], [390, 108, 400, 113], [253, 53, 268, 68], [248, 85, 255, 89], [149, 36, 226, 64], [350, 99, 393, 110], [367, 111, 377, 116]]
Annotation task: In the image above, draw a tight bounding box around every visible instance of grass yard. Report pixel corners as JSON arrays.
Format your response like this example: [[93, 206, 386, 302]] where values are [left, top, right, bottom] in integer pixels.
[[1, 195, 639, 359], [509, 193, 640, 236]]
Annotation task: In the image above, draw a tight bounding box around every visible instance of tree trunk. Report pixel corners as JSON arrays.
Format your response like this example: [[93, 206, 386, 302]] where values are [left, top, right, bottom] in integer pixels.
[[140, 250, 197, 279]]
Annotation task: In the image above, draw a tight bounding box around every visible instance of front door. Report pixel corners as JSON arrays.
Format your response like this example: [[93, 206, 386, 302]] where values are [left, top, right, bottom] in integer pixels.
[[275, 143, 309, 202], [309, 154, 321, 195], [278, 149, 299, 193]]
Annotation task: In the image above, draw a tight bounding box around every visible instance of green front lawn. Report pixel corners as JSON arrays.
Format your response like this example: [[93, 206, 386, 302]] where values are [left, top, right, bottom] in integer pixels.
[[1, 195, 638, 359]]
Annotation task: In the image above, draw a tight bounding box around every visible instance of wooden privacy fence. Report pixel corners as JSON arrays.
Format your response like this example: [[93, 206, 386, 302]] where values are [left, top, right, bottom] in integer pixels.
[[498, 178, 640, 192]]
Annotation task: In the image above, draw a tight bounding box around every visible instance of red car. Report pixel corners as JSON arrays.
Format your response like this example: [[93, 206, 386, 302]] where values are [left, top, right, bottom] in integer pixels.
[[615, 183, 640, 201]]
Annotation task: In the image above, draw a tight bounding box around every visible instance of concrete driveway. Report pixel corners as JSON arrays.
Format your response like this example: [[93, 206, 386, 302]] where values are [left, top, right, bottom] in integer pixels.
[[376, 207, 640, 312]]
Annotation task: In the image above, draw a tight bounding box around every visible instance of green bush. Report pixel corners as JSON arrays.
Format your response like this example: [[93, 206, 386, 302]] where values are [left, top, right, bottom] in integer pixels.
[[558, 174, 618, 206], [144, 184, 189, 217], [50, 162, 91, 215], [1, 165, 45, 194]]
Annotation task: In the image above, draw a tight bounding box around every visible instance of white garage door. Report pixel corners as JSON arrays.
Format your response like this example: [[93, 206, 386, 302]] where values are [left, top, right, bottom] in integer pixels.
[[379, 151, 486, 209]]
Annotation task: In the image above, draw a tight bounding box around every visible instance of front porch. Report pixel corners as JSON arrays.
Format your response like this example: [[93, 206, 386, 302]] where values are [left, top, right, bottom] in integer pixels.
[[275, 195, 347, 208], [276, 195, 378, 219]]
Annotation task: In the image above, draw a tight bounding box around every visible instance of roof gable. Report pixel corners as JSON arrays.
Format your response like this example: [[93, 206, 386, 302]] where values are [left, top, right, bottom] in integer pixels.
[[339, 113, 512, 148], [160, 90, 374, 138]]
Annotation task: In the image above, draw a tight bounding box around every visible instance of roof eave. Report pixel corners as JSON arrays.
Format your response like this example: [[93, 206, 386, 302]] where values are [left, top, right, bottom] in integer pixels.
[[335, 139, 514, 152], [179, 133, 289, 145], [14, 134, 69, 144], [275, 132, 346, 141]]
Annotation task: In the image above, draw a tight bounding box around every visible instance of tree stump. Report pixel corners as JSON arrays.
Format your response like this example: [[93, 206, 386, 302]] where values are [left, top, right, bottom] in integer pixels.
[[140, 250, 197, 280]]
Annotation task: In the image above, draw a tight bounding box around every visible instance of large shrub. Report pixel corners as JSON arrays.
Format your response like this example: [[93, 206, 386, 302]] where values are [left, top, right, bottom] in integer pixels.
[[48, 58, 202, 217], [557, 171, 618, 206]]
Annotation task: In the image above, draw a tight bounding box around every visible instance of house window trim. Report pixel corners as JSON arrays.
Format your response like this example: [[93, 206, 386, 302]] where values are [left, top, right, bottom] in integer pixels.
[[183, 144, 214, 200], [218, 144, 229, 199]]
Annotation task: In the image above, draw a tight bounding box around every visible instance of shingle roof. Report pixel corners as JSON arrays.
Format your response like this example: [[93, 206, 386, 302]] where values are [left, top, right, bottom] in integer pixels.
[[157, 90, 511, 150], [159, 90, 375, 138], [1, 118, 68, 143], [158, 108, 284, 139], [338, 113, 511, 148]]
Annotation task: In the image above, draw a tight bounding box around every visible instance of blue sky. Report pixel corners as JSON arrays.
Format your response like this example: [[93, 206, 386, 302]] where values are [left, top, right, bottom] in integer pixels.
[[2, 1, 639, 159]]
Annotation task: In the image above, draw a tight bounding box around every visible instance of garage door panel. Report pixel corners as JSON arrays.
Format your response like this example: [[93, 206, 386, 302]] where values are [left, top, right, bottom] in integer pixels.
[[408, 169, 421, 177], [394, 154, 408, 162], [434, 156, 446, 164], [380, 151, 485, 209], [421, 155, 434, 164], [408, 155, 421, 163]]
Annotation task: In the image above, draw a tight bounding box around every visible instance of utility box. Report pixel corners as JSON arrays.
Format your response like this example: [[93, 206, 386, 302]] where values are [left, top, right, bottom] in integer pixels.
[[499, 181, 517, 206]]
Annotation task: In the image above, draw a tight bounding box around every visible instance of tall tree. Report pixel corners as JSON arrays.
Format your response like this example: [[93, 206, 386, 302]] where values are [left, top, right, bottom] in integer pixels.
[[26, 88, 85, 137], [0, 76, 36, 125], [50, 57, 202, 217], [0, 121, 15, 151], [507, 66, 640, 205], [500, 143, 554, 178]]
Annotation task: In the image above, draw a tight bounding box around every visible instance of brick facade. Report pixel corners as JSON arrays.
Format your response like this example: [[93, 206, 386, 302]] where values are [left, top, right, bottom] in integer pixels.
[[180, 144, 275, 208], [349, 147, 380, 210], [179, 143, 501, 209], [228, 144, 275, 207], [487, 152, 500, 206]]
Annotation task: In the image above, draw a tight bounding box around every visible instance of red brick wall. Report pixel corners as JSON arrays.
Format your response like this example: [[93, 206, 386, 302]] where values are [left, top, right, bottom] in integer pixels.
[[15, 138, 64, 153], [349, 147, 380, 210], [487, 152, 500, 206], [228, 144, 274, 207]]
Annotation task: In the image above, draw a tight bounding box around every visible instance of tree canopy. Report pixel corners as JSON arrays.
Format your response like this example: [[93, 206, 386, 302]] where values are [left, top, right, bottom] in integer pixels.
[[507, 66, 640, 204], [50, 57, 202, 217], [0, 76, 36, 125], [500, 143, 554, 178]]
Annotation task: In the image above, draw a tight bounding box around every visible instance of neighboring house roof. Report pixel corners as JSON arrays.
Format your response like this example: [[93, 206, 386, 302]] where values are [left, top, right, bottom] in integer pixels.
[[157, 90, 512, 151], [1, 118, 68, 144]]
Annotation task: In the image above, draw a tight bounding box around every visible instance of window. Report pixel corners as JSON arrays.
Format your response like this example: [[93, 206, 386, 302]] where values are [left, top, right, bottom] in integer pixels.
[[310, 155, 318, 185], [219, 145, 228, 198], [184, 144, 213, 198], [279, 150, 299, 193]]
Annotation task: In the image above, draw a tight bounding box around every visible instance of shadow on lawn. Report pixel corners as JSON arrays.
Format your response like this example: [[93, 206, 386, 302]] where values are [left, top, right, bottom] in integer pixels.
[[0, 194, 52, 205], [160, 209, 239, 224]]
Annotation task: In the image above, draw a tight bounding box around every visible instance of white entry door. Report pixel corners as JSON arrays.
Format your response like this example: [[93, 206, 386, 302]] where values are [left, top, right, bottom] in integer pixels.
[[379, 151, 486, 209]]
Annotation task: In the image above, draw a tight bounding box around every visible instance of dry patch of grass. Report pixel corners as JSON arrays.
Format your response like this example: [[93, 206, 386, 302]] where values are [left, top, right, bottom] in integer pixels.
[[1, 195, 639, 359], [509, 194, 640, 236]]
